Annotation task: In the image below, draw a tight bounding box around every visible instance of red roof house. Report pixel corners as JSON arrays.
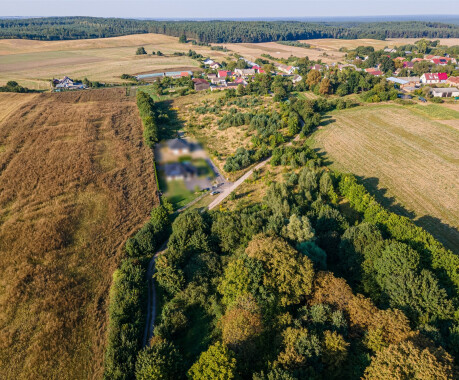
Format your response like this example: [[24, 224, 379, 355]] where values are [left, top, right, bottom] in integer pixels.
[[432, 58, 448, 66], [420, 73, 448, 83], [438, 73, 448, 81], [218, 70, 232, 78]]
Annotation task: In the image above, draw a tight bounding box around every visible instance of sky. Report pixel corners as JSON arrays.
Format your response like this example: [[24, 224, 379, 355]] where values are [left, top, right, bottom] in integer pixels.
[[1, 0, 458, 19]]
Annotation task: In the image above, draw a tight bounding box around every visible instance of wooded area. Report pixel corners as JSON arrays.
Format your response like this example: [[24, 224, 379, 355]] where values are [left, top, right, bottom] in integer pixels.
[[1, 17, 459, 42]]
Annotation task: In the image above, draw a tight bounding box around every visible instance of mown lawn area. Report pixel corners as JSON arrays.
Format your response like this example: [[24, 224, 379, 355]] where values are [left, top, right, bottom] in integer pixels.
[[410, 104, 459, 120], [159, 177, 199, 210]]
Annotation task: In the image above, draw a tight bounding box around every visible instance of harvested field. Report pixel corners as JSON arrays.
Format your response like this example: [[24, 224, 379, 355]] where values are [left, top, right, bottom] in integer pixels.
[[298, 38, 459, 51], [0, 89, 158, 379], [222, 41, 345, 63], [0, 33, 225, 89], [310, 104, 459, 253]]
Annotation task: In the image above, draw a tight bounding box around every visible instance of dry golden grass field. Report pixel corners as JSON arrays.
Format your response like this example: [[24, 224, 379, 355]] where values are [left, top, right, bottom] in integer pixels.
[[221, 41, 346, 63], [300, 37, 459, 51], [0, 34, 228, 90], [310, 103, 459, 253], [0, 88, 158, 379]]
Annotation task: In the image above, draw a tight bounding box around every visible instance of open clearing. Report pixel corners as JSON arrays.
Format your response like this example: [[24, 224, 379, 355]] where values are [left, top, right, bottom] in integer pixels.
[[310, 104, 459, 253], [0, 33, 226, 89], [0, 88, 158, 379]]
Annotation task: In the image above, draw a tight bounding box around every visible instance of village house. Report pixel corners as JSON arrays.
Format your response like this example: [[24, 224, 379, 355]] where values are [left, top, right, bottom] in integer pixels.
[[447, 76, 459, 86], [192, 78, 210, 91], [211, 77, 226, 85], [164, 162, 197, 181], [431, 58, 449, 66], [420, 73, 448, 84], [234, 77, 248, 86], [167, 138, 191, 155], [207, 73, 217, 80], [203, 58, 214, 65], [54, 76, 87, 90], [292, 74, 303, 84], [210, 62, 222, 69], [234, 68, 256, 77], [218, 70, 232, 78], [403, 62, 415, 69], [277, 64, 297, 74], [431, 87, 459, 98], [367, 70, 383, 76], [310, 64, 323, 71]]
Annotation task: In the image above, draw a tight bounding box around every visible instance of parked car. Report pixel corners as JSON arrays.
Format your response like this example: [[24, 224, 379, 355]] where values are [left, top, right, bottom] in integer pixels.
[[211, 191, 220, 195]]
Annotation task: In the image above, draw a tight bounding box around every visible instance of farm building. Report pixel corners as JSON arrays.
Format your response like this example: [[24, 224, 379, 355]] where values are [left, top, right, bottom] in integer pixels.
[[431, 87, 459, 98], [203, 59, 214, 65], [164, 162, 197, 181], [167, 138, 191, 155], [192, 78, 210, 91], [420, 73, 448, 84]]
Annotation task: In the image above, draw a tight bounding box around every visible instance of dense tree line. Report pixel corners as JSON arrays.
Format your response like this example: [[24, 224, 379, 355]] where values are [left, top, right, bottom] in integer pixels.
[[136, 91, 159, 148], [0, 80, 36, 93], [2, 17, 459, 42], [138, 155, 459, 379]]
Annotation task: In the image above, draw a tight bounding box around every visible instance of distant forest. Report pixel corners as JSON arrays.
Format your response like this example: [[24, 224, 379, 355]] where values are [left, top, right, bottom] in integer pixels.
[[1, 17, 459, 42]]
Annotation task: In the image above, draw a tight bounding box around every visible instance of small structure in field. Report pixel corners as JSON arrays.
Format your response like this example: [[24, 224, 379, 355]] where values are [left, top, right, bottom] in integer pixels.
[[167, 138, 191, 155], [164, 162, 197, 181]]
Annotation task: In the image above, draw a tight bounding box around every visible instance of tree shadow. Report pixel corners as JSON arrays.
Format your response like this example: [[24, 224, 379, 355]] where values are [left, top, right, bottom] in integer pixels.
[[312, 147, 334, 166], [156, 99, 184, 140], [357, 176, 459, 255], [319, 115, 336, 127]]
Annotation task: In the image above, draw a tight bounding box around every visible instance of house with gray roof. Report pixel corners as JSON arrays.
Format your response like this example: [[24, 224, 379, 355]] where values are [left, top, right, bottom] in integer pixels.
[[167, 138, 191, 155], [164, 162, 197, 181]]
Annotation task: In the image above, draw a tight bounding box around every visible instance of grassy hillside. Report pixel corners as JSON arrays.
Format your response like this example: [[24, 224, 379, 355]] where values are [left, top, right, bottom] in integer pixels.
[[309, 103, 459, 253], [0, 89, 158, 379]]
